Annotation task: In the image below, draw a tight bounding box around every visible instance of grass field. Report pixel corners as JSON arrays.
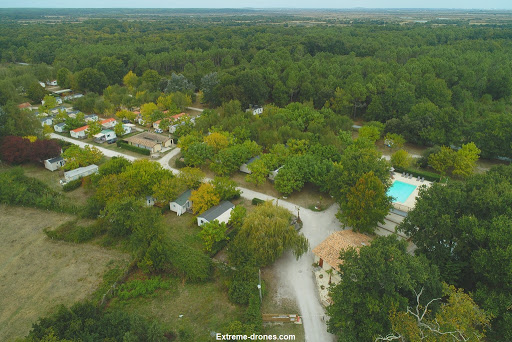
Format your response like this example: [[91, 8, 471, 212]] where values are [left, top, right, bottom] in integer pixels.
[[0, 205, 129, 341]]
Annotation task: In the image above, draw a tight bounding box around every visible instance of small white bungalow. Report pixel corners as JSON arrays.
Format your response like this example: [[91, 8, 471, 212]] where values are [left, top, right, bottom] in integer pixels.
[[146, 196, 156, 207], [170, 189, 192, 216], [84, 114, 99, 122], [44, 156, 65, 171], [54, 122, 67, 133], [40, 116, 54, 127], [246, 105, 263, 115], [240, 156, 260, 174], [197, 201, 235, 226], [100, 118, 116, 129], [70, 125, 88, 139]]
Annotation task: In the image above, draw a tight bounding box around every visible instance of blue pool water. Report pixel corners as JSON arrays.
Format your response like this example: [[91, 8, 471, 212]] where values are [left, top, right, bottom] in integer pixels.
[[387, 181, 417, 203]]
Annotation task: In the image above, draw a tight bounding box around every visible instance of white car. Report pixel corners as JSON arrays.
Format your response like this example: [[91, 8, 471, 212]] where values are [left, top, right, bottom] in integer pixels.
[[155, 128, 163, 133]]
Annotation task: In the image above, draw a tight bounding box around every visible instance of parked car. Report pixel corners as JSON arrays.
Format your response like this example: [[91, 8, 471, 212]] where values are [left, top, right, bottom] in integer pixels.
[[122, 119, 131, 124], [155, 128, 163, 133], [107, 138, 117, 144]]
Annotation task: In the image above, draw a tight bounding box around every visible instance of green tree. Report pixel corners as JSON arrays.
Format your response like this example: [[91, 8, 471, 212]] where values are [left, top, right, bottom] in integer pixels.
[[62, 145, 102, 170], [327, 236, 442, 342], [141, 69, 161, 91], [429, 146, 455, 176], [115, 109, 137, 122], [210, 176, 241, 201], [123, 70, 139, 91], [398, 167, 512, 340], [86, 120, 102, 138], [452, 142, 481, 178], [198, 220, 228, 253], [75, 68, 108, 93], [113, 122, 125, 137], [384, 133, 406, 149], [229, 201, 309, 267], [246, 158, 269, 186], [358, 125, 381, 143], [40, 94, 57, 113], [177, 167, 205, 189], [56, 67, 73, 89], [337, 171, 393, 234], [140, 102, 158, 124], [182, 142, 213, 167], [391, 149, 412, 169], [152, 175, 182, 204], [27, 81, 46, 103]]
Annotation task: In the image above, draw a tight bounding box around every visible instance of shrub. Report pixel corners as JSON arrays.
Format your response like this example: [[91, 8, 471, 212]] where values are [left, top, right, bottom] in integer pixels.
[[393, 167, 442, 182], [117, 276, 172, 300], [175, 158, 186, 168], [62, 178, 82, 192], [116, 140, 151, 155], [44, 219, 104, 243], [252, 198, 265, 205]]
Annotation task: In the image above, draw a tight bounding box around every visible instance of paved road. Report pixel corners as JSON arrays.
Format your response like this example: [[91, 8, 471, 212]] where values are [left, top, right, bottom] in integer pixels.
[[50, 134, 137, 161], [186, 106, 204, 112], [51, 135, 336, 341]]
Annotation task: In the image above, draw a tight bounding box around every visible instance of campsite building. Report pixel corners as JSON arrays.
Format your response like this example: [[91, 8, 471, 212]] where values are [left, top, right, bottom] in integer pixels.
[[170, 189, 192, 216], [63, 164, 99, 183], [197, 201, 235, 226], [44, 157, 66, 171]]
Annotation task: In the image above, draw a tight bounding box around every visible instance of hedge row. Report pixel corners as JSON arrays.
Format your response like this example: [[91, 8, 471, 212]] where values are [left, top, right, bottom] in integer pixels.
[[116, 141, 151, 155], [394, 167, 442, 182], [62, 178, 82, 192]]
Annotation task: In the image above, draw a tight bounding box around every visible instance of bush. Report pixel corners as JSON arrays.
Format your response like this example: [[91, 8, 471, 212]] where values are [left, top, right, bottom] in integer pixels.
[[394, 167, 442, 182], [175, 158, 186, 168], [228, 266, 259, 305], [62, 178, 82, 192], [117, 276, 172, 300], [252, 198, 265, 205], [44, 219, 104, 243], [116, 140, 151, 155]]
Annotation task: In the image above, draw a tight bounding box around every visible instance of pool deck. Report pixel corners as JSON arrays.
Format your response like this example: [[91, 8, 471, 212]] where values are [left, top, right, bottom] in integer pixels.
[[390, 172, 432, 211]]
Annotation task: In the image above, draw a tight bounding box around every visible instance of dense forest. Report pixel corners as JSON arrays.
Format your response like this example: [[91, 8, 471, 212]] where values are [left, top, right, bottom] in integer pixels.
[[1, 18, 512, 158]]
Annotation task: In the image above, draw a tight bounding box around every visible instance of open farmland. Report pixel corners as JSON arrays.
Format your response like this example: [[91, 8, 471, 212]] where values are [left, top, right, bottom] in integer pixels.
[[0, 205, 129, 341]]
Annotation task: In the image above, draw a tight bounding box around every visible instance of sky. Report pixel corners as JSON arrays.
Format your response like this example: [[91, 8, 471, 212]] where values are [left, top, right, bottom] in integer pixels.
[[1, 0, 511, 9]]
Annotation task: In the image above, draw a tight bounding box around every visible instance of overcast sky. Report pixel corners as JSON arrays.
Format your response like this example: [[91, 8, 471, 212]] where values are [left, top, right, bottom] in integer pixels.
[[2, 0, 511, 9]]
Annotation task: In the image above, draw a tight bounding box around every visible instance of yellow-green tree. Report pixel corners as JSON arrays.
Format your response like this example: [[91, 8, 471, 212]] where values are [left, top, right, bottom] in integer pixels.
[[123, 70, 139, 91], [390, 149, 412, 169], [152, 176, 183, 204], [228, 201, 309, 267], [62, 145, 103, 170], [87, 120, 102, 138], [115, 109, 136, 122], [178, 167, 205, 189], [453, 142, 481, 178], [246, 158, 269, 186], [429, 146, 455, 176], [198, 220, 228, 253], [190, 183, 220, 214], [114, 122, 125, 137], [204, 131, 230, 152], [140, 102, 158, 124]]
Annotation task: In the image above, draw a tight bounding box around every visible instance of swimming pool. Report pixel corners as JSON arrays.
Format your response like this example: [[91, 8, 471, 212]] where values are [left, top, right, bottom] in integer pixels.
[[387, 181, 417, 203]]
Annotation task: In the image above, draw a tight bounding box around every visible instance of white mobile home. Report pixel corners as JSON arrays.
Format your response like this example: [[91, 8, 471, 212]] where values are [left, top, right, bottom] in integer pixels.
[[197, 201, 235, 226], [63, 164, 99, 183]]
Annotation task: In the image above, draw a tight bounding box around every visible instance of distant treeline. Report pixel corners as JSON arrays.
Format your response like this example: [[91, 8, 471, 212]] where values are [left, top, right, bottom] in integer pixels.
[[1, 19, 512, 157]]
